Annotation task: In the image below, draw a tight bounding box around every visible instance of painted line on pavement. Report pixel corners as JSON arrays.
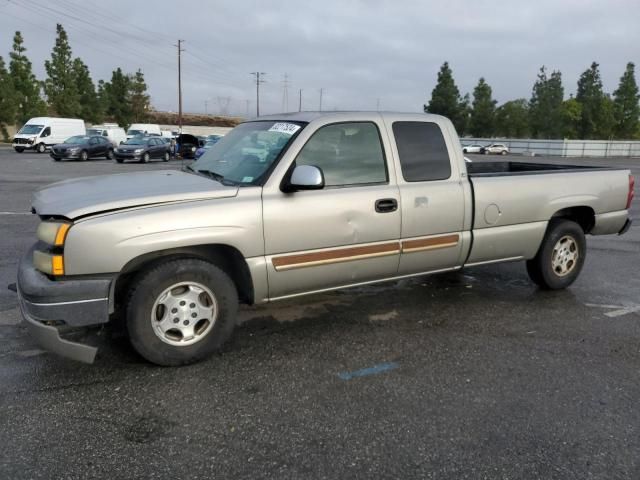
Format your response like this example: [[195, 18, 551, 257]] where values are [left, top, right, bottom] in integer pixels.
[[338, 361, 399, 380]]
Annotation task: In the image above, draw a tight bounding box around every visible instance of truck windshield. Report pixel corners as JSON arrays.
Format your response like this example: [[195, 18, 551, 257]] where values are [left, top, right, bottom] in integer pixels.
[[191, 121, 304, 185], [87, 129, 104, 136], [18, 124, 44, 135], [127, 129, 144, 136]]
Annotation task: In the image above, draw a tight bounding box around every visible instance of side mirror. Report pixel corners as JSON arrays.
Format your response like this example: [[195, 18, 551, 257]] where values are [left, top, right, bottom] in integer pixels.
[[285, 165, 325, 192]]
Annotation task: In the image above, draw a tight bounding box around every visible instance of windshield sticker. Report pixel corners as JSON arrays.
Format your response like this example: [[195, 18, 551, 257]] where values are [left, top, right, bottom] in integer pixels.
[[268, 123, 301, 135], [242, 176, 254, 183]]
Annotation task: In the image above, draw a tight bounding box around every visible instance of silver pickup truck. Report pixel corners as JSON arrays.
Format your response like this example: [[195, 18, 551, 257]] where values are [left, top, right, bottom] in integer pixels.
[[16, 112, 634, 365]]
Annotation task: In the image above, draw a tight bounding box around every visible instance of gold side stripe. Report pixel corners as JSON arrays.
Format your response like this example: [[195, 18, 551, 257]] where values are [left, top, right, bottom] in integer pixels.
[[272, 242, 400, 271], [271, 233, 461, 271], [401, 233, 460, 253]]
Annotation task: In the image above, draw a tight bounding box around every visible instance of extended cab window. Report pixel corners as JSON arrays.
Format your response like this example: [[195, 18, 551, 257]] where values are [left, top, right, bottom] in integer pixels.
[[393, 121, 451, 182], [296, 122, 387, 187]]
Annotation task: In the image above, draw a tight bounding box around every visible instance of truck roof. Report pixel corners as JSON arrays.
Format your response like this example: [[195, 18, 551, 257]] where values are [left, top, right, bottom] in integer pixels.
[[251, 111, 447, 124]]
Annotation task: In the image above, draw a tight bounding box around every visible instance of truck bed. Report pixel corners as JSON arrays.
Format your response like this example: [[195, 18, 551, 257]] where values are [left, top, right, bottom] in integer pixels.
[[467, 161, 615, 177]]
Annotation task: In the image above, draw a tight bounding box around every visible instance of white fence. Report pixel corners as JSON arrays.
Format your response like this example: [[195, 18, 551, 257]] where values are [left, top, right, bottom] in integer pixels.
[[462, 138, 640, 158]]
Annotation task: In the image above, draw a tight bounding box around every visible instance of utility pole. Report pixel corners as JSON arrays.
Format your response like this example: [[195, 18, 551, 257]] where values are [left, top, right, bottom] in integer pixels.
[[281, 73, 290, 112], [298, 89, 302, 112], [319, 88, 324, 111], [176, 40, 184, 132], [251, 72, 266, 117]]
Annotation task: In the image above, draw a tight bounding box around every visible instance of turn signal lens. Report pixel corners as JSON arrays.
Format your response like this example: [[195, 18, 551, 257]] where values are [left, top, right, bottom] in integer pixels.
[[33, 251, 65, 276]]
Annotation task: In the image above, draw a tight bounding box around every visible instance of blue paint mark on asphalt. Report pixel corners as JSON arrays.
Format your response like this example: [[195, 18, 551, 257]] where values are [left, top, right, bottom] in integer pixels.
[[337, 361, 399, 380]]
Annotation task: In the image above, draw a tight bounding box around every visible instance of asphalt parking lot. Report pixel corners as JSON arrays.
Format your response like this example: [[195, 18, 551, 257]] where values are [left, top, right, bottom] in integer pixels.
[[1, 146, 639, 479]]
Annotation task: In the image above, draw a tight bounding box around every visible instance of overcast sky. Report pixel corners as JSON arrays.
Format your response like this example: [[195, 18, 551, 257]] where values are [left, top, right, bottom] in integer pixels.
[[1, 0, 639, 118]]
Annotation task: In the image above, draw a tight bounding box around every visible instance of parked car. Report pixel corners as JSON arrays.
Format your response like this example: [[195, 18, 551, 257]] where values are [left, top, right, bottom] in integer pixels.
[[175, 133, 203, 159], [462, 144, 483, 154], [481, 143, 509, 155], [126, 123, 162, 139], [114, 136, 171, 163], [87, 124, 127, 147], [15, 112, 634, 365], [13, 117, 85, 153], [194, 139, 219, 159], [49, 135, 114, 161]]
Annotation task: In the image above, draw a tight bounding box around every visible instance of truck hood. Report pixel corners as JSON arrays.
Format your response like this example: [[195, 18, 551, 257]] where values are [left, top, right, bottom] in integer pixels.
[[33, 170, 238, 219]]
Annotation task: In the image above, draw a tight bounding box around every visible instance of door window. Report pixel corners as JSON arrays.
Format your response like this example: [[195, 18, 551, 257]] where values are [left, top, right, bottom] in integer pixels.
[[41, 127, 51, 137], [295, 122, 387, 187], [392, 122, 451, 182]]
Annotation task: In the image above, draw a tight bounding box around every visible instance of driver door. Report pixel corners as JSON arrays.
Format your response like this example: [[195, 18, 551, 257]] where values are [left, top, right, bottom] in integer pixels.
[[262, 120, 401, 299]]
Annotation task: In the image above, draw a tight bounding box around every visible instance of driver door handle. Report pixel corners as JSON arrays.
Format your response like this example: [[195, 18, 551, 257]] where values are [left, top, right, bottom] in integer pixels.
[[375, 198, 398, 213]]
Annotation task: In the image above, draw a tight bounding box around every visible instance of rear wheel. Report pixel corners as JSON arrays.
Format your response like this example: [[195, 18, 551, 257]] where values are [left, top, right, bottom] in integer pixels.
[[483, 150, 490, 155], [463, 148, 468, 153], [501, 150, 508, 155], [126, 259, 238, 366], [106, 148, 114, 160], [36, 143, 46, 153], [163, 151, 170, 162], [526, 219, 586, 289]]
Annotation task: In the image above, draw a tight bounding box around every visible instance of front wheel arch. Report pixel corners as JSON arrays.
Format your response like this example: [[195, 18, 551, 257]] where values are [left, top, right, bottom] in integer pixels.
[[114, 244, 255, 309]]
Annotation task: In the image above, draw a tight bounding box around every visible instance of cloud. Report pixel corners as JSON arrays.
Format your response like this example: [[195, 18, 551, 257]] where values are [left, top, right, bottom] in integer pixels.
[[1, 0, 638, 118]]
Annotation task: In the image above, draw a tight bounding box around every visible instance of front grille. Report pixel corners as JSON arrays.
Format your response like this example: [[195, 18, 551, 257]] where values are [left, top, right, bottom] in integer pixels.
[[13, 138, 30, 145]]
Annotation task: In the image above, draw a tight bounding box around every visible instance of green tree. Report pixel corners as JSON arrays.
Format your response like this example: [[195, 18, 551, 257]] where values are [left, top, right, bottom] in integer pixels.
[[494, 99, 529, 138], [560, 97, 582, 139], [72, 58, 102, 123], [575, 62, 608, 139], [596, 95, 616, 139], [529, 66, 564, 138], [0, 56, 17, 140], [129, 69, 150, 122], [9, 31, 47, 125], [44, 24, 80, 117], [424, 62, 468, 134], [612, 62, 640, 139], [102, 68, 132, 126], [468, 77, 497, 137]]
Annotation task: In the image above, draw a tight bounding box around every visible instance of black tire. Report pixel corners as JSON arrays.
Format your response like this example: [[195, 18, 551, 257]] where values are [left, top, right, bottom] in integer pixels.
[[106, 148, 114, 160], [80, 150, 89, 161], [116, 158, 124, 164], [501, 150, 508, 155], [53, 157, 61, 162], [526, 219, 586, 290], [483, 150, 490, 155], [126, 258, 238, 366], [163, 151, 170, 162], [36, 143, 46, 153], [14, 147, 24, 153], [463, 148, 468, 154], [141, 152, 150, 163]]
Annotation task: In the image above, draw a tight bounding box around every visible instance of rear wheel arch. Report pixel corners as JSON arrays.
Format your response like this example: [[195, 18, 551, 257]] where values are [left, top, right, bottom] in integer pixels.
[[550, 206, 595, 233], [114, 244, 255, 308]]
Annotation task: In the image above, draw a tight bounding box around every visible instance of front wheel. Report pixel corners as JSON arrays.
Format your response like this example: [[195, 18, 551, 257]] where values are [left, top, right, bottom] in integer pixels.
[[106, 148, 114, 160], [483, 150, 490, 155], [463, 148, 468, 154], [163, 151, 170, 162], [526, 219, 586, 290], [116, 158, 124, 163], [141, 152, 150, 163], [501, 150, 508, 155], [36, 143, 46, 153], [80, 150, 89, 161], [126, 259, 238, 366], [14, 147, 24, 153]]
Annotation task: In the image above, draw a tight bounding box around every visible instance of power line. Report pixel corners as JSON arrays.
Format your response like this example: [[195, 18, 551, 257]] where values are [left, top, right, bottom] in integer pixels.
[[251, 72, 266, 117]]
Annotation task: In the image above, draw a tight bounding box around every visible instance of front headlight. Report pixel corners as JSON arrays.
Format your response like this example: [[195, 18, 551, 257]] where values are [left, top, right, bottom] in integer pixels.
[[134, 148, 144, 153], [191, 146, 196, 152], [114, 148, 120, 153], [36, 221, 71, 246], [33, 250, 65, 276]]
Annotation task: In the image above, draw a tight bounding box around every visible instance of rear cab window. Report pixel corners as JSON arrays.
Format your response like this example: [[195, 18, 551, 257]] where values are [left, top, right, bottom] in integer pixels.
[[392, 121, 451, 182]]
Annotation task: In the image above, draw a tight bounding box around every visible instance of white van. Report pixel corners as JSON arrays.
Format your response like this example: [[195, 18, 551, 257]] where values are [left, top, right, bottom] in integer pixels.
[[87, 124, 127, 146], [126, 123, 162, 139], [13, 117, 86, 153]]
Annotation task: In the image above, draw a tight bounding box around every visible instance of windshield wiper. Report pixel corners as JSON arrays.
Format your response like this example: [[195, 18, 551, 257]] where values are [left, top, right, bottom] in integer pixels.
[[197, 169, 226, 183]]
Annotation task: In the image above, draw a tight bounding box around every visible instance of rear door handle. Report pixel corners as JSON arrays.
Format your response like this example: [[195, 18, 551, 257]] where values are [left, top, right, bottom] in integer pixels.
[[375, 198, 398, 213]]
